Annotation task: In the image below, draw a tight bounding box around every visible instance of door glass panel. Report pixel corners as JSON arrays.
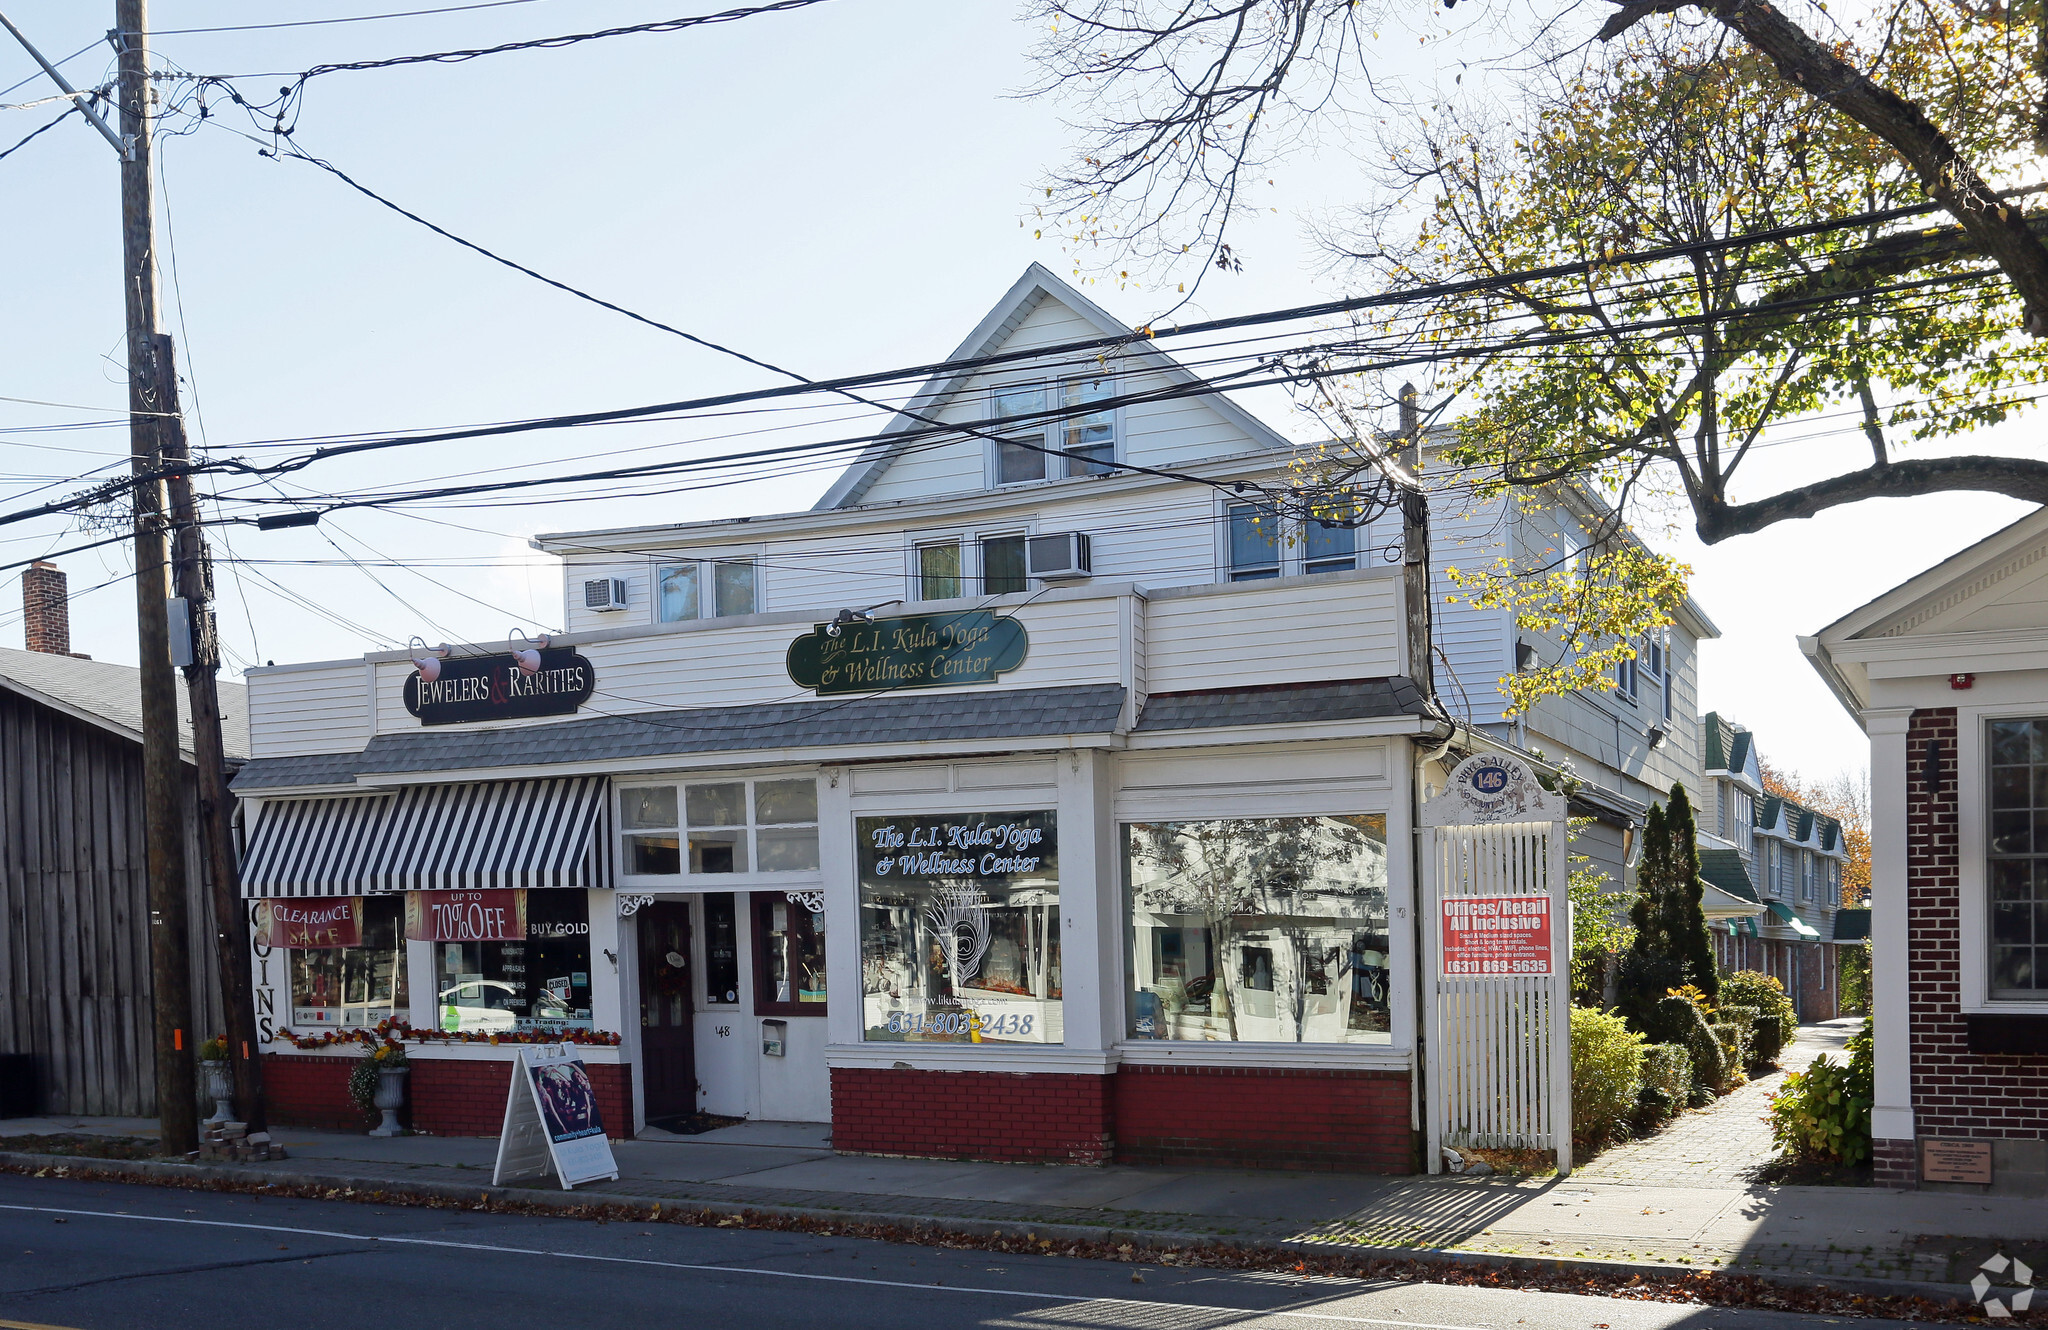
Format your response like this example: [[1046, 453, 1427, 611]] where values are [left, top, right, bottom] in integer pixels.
[[703, 893, 739, 1005]]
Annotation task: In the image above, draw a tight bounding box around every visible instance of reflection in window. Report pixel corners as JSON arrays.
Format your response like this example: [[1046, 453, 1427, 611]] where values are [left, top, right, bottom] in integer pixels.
[[620, 777, 819, 878], [289, 896, 408, 1028], [713, 561, 756, 617], [1990, 719, 2048, 995], [982, 535, 1027, 595], [756, 894, 827, 1013], [1304, 491, 1360, 574], [1061, 376, 1116, 474], [917, 542, 961, 601], [436, 890, 592, 1035], [1228, 505, 1279, 581], [655, 560, 755, 621], [1125, 814, 1391, 1044], [992, 384, 1049, 484], [703, 892, 740, 1005], [656, 564, 699, 623]]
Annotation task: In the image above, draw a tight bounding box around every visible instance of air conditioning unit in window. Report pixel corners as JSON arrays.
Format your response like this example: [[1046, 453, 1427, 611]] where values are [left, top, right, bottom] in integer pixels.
[[583, 577, 629, 611], [1026, 532, 1092, 580]]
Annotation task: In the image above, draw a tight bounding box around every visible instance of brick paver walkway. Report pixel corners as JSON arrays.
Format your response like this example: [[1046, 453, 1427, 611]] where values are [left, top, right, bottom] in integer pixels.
[[1571, 1019, 1857, 1187]]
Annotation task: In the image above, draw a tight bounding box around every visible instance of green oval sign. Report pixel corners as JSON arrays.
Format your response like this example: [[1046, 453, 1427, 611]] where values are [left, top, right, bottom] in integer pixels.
[[786, 610, 1027, 696]]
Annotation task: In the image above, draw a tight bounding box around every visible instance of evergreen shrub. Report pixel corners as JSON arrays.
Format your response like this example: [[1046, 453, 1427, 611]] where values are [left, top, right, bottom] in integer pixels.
[[1718, 971, 1797, 1064], [1649, 994, 1724, 1104], [1570, 1005, 1646, 1151], [1633, 1043, 1692, 1131]]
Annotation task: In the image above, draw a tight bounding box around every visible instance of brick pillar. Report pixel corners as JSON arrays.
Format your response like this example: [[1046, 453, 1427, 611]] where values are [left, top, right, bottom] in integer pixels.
[[21, 561, 69, 655]]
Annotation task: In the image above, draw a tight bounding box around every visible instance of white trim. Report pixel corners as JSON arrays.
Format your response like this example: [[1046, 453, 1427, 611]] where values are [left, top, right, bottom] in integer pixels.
[[1116, 1042, 1410, 1071], [1867, 707, 1915, 1143], [1956, 702, 2048, 1014], [823, 1042, 1119, 1075]]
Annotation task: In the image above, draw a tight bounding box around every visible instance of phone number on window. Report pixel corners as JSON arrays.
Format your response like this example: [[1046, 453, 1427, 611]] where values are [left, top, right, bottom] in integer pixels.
[[885, 1011, 1035, 1036]]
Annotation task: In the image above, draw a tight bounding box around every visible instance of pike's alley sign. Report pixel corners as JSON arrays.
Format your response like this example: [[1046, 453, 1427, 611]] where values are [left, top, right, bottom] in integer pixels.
[[786, 610, 1027, 696], [404, 648, 596, 726]]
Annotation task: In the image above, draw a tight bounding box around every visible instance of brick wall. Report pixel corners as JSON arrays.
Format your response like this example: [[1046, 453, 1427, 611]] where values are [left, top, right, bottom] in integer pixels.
[[1905, 708, 2048, 1144], [263, 1053, 633, 1140], [1114, 1065, 1416, 1172], [830, 1067, 1115, 1163]]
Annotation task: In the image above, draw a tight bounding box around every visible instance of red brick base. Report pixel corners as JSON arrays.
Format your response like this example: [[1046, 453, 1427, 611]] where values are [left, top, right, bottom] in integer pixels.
[[262, 1053, 633, 1139], [829, 1064, 1418, 1172], [830, 1067, 1115, 1163], [1115, 1064, 1416, 1172], [1873, 1137, 1916, 1189]]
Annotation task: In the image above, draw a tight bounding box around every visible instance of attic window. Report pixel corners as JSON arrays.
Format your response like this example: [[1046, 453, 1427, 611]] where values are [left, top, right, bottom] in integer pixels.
[[990, 376, 1118, 485]]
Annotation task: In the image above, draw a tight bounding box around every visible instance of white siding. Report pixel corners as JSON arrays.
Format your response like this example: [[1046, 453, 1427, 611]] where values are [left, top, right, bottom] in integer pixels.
[[1427, 490, 1513, 727], [1145, 572, 1402, 693], [245, 661, 369, 758]]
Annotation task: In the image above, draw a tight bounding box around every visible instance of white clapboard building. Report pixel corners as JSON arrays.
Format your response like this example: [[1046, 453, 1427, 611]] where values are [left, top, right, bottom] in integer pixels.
[[231, 264, 1712, 1167]]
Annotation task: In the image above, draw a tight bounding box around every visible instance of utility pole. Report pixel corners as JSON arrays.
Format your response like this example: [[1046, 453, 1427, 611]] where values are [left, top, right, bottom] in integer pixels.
[[1397, 382, 1436, 701], [116, 0, 198, 1154], [157, 333, 266, 1133]]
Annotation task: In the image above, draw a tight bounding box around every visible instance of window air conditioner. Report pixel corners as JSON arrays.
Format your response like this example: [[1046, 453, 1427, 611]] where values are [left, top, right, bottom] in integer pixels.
[[583, 577, 629, 611], [1026, 532, 1092, 580]]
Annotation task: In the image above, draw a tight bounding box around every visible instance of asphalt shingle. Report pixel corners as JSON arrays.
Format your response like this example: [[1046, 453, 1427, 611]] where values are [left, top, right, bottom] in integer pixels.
[[1133, 676, 1431, 732]]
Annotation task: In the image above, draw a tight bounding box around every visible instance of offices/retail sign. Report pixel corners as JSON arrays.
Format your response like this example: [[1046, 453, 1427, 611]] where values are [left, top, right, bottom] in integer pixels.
[[403, 648, 595, 725], [491, 1043, 619, 1190], [406, 888, 527, 942], [254, 897, 362, 949], [786, 610, 1026, 695], [1440, 895, 1553, 976]]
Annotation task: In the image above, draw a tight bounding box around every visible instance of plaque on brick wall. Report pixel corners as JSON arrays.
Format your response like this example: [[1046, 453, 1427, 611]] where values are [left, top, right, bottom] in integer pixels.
[[1922, 1138, 1993, 1185]]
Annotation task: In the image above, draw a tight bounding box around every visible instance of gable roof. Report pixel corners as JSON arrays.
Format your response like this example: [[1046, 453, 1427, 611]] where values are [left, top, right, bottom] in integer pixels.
[[812, 263, 1293, 511], [1698, 846, 1760, 904], [1702, 712, 1761, 787], [0, 646, 249, 764]]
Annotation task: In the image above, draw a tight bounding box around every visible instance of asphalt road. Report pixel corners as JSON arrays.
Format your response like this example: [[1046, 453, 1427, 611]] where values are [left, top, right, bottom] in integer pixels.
[[0, 1174, 1926, 1330]]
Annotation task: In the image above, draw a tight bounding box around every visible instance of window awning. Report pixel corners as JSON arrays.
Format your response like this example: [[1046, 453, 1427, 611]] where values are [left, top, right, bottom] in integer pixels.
[[242, 776, 611, 898], [1765, 901, 1821, 939]]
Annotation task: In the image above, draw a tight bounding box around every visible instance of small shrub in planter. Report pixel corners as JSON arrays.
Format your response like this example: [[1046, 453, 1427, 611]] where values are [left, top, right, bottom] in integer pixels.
[[1570, 1005, 1646, 1151], [1718, 971, 1797, 1065], [1632, 1043, 1693, 1132], [346, 1041, 409, 1125], [1768, 1018, 1873, 1165]]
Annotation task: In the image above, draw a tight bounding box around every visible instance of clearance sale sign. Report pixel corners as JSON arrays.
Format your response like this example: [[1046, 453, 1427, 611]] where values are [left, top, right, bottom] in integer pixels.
[[1440, 896, 1553, 976]]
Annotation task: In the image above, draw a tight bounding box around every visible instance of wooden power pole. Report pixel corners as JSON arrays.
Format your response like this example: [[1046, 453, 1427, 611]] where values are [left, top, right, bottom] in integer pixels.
[[156, 334, 266, 1132], [116, 0, 198, 1154], [1398, 382, 1436, 701]]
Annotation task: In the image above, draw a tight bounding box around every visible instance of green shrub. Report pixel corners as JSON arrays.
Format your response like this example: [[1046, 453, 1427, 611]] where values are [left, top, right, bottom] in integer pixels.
[[1632, 1042, 1693, 1131], [1719, 1003, 1761, 1074], [1648, 994, 1724, 1102], [1839, 939, 1872, 1016], [1718, 971, 1797, 1065], [1707, 1020, 1749, 1089], [1768, 1017, 1874, 1165], [1571, 1005, 1646, 1151]]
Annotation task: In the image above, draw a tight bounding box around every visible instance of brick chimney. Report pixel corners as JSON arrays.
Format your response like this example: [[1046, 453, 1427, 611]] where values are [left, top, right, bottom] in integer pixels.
[[23, 560, 71, 655]]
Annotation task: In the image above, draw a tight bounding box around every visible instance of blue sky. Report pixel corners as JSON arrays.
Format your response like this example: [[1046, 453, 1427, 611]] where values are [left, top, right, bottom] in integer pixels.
[[0, 0, 2033, 784]]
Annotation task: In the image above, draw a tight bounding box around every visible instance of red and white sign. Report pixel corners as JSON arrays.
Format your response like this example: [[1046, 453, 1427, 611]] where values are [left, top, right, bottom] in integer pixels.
[[1440, 895, 1553, 976], [406, 888, 527, 942], [255, 897, 362, 949]]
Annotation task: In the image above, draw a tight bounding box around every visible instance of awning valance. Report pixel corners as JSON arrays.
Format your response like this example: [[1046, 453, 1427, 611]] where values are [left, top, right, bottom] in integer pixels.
[[242, 776, 611, 898], [1765, 901, 1821, 939]]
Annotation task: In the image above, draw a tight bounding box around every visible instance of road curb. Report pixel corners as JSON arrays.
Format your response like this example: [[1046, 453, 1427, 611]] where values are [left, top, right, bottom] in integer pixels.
[[0, 1150, 1976, 1307]]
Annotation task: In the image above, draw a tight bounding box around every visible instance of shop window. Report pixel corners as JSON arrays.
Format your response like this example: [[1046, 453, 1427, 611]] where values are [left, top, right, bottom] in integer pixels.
[[916, 541, 961, 601], [618, 776, 819, 880], [857, 810, 1061, 1044], [288, 896, 407, 1028], [1989, 718, 2048, 997], [981, 535, 1027, 595], [755, 893, 827, 1015], [1227, 504, 1279, 581], [435, 890, 592, 1034], [656, 559, 756, 622], [1124, 814, 1391, 1045], [704, 892, 740, 1005]]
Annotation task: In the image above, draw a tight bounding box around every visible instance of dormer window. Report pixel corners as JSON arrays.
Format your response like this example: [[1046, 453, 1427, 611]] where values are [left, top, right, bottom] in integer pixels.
[[990, 375, 1118, 485]]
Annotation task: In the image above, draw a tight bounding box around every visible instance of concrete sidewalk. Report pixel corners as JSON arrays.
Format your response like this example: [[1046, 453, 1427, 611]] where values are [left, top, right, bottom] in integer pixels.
[[5, 1106, 2037, 1296]]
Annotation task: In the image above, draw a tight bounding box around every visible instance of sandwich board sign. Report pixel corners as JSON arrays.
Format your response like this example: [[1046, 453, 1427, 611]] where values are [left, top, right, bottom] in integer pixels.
[[491, 1044, 620, 1189]]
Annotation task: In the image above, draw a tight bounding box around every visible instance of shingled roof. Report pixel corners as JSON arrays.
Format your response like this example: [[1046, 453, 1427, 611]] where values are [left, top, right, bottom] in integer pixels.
[[0, 645, 249, 764]]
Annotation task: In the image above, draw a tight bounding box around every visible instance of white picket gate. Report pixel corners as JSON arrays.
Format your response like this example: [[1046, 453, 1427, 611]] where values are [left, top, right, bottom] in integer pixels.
[[1419, 756, 1573, 1176]]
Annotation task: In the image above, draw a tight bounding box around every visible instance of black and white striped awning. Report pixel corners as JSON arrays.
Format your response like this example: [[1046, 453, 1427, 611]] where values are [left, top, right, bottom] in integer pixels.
[[241, 776, 612, 898]]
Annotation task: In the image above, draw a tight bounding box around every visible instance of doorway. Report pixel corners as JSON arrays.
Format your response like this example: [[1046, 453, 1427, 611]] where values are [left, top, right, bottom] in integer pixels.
[[637, 900, 697, 1130]]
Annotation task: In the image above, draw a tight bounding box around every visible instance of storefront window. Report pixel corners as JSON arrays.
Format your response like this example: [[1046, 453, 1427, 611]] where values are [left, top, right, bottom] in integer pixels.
[[618, 777, 819, 879], [1124, 814, 1391, 1044], [756, 893, 827, 1014], [436, 890, 594, 1034], [1989, 718, 2048, 996], [858, 811, 1061, 1044], [289, 896, 407, 1028]]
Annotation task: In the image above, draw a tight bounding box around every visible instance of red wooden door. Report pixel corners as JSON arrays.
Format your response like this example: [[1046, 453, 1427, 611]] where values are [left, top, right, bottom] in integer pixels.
[[638, 902, 697, 1126]]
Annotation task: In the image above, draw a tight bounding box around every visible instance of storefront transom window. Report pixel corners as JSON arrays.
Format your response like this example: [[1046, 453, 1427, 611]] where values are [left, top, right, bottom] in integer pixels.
[[1124, 814, 1391, 1044], [858, 810, 1061, 1044], [621, 777, 820, 879], [1989, 719, 2048, 996]]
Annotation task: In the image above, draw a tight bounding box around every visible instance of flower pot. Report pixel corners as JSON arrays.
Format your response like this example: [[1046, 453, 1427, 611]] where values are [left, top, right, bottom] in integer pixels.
[[199, 1060, 234, 1124], [368, 1065, 409, 1137]]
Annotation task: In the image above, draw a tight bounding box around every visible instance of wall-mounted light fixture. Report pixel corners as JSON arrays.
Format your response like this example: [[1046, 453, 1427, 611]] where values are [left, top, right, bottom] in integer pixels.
[[1645, 725, 1667, 750], [509, 628, 551, 675], [408, 636, 450, 682], [1515, 640, 1539, 672]]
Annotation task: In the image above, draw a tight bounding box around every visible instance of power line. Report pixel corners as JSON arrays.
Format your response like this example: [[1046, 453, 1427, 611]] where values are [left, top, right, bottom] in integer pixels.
[[151, 1, 557, 37]]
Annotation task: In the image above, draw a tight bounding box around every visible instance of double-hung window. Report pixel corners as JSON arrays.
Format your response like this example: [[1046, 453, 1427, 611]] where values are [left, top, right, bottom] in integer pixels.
[[658, 559, 756, 622], [1988, 718, 2048, 996], [1227, 504, 1281, 581], [1304, 491, 1361, 574], [621, 777, 820, 879], [915, 541, 962, 601], [1800, 850, 1814, 901], [1640, 638, 1672, 720], [1617, 653, 1640, 702], [989, 375, 1118, 484], [981, 534, 1028, 594]]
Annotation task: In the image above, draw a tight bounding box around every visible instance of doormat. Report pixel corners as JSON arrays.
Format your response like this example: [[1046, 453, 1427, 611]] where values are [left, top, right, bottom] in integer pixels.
[[644, 1112, 745, 1136]]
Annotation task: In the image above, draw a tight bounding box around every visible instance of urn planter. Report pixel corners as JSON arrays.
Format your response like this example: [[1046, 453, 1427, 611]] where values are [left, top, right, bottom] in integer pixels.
[[199, 1060, 234, 1124], [368, 1066, 409, 1137]]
